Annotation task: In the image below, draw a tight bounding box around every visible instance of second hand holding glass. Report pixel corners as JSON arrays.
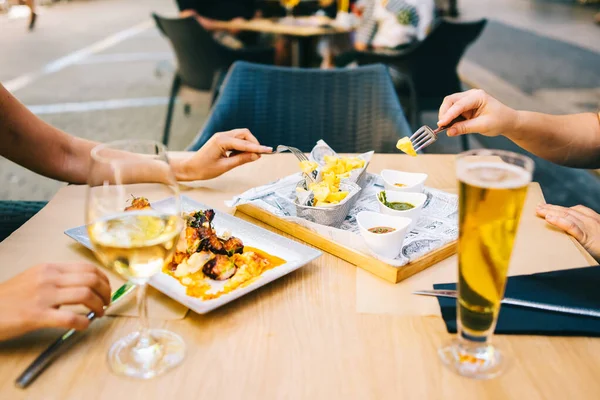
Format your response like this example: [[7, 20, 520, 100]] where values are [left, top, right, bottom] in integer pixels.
[[86, 140, 185, 379]]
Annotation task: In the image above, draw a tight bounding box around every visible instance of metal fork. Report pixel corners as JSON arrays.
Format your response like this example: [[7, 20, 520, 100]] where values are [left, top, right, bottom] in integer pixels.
[[272, 145, 317, 182], [409, 116, 465, 152]]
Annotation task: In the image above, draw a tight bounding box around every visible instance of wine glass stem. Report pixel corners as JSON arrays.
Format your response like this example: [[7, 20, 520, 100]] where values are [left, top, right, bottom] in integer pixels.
[[136, 282, 153, 347], [286, 6, 292, 18]]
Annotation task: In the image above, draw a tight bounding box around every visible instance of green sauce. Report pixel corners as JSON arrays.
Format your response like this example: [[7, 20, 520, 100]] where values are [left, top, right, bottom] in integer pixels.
[[378, 191, 415, 211]]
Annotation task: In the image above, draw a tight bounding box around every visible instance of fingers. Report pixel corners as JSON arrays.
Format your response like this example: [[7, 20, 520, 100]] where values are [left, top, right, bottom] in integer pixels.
[[213, 130, 272, 153], [231, 128, 260, 144], [536, 204, 586, 243], [55, 287, 106, 317], [545, 213, 586, 243], [53, 263, 110, 285], [221, 136, 272, 154], [438, 92, 469, 122], [446, 117, 489, 137], [570, 205, 600, 220], [55, 272, 112, 306], [219, 152, 260, 171], [39, 309, 91, 331], [437, 92, 484, 128]]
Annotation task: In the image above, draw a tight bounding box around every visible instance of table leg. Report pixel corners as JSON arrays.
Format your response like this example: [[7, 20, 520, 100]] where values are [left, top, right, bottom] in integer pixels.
[[290, 37, 314, 68]]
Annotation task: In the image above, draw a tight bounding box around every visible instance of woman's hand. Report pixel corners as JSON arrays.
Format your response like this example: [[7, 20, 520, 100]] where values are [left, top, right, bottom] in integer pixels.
[[0, 263, 111, 341], [536, 204, 600, 261], [175, 129, 272, 182], [437, 89, 520, 138]]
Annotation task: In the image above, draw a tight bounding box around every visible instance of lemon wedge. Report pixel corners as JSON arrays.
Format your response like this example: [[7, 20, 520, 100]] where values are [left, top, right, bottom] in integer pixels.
[[396, 137, 417, 157]]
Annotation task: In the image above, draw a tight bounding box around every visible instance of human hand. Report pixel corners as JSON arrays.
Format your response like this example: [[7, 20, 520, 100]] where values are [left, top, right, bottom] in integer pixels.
[[176, 129, 272, 181], [437, 89, 519, 138], [0, 263, 111, 341], [536, 204, 600, 261]]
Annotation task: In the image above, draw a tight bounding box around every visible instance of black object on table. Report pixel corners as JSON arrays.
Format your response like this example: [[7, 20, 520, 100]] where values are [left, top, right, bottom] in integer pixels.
[[435, 266, 600, 336]]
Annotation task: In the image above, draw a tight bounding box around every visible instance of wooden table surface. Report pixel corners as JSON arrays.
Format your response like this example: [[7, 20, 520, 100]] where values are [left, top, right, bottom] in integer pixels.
[[211, 17, 352, 37], [1, 154, 600, 400]]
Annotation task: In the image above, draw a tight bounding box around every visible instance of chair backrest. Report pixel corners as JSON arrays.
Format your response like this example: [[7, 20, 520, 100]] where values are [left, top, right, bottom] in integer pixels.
[[391, 19, 487, 106], [153, 13, 234, 90], [187, 62, 412, 153]]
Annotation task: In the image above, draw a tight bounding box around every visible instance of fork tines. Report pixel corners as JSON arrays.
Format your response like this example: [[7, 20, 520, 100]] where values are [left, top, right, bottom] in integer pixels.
[[409, 126, 437, 152], [276, 145, 316, 182]]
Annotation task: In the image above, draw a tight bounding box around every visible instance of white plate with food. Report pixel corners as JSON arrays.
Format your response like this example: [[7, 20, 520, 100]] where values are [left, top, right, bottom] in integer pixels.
[[65, 196, 322, 314]]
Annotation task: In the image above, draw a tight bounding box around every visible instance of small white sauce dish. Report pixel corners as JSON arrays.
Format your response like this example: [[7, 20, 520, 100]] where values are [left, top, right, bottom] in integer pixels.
[[377, 190, 427, 229], [381, 169, 428, 193], [356, 211, 412, 259]]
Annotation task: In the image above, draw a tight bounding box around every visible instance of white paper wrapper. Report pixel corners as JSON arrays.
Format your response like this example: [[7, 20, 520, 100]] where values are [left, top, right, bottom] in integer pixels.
[[226, 172, 458, 268]]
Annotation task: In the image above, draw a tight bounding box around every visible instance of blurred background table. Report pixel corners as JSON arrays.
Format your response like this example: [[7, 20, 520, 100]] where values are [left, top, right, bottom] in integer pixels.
[[212, 17, 353, 67], [0, 154, 599, 399]]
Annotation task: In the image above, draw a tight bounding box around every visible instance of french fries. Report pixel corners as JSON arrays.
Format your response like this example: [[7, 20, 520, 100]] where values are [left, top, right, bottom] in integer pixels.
[[298, 156, 365, 207]]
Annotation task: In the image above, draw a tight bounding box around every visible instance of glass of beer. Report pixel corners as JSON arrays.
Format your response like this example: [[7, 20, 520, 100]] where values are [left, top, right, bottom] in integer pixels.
[[439, 149, 534, 379], [86, 140, 185, 379]]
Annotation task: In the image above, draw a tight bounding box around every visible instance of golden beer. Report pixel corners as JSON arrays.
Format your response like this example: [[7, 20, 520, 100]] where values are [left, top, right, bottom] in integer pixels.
[[457, 161, 531, 338]]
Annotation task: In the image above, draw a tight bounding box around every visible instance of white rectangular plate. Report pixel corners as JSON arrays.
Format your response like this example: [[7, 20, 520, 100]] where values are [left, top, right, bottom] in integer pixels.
[[65, 196, 322, 314]]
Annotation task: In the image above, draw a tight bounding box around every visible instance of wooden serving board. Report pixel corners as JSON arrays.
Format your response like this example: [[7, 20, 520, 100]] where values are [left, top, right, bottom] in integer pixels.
[[236, 204, 457, 283]]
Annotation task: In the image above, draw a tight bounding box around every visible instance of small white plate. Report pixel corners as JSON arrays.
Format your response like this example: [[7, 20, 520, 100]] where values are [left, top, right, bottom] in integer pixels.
[[381, 169, 428, 193], [65, 196, 322, 314], [356, 211, 412, 259], [376, 191, 427, 229]]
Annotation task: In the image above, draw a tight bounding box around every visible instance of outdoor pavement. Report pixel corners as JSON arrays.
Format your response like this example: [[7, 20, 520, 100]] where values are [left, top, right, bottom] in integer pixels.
[[0, 0, 599, 212]]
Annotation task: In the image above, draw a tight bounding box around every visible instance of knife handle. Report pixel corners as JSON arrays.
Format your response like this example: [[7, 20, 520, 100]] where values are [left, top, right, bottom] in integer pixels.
[[14, 311, 94, 389], [15, 329, 79, 388]]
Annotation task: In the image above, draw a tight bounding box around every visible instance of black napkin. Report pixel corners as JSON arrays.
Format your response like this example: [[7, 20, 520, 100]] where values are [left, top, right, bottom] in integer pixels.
[[434, 266, 600, 336]]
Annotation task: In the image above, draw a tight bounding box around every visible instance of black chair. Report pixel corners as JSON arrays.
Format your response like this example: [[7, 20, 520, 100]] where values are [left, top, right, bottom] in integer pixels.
[[0, 201, 47, 242], [152, 14, 275, 146], [187, 61, 412, 154], [339, 19, 487, 150]]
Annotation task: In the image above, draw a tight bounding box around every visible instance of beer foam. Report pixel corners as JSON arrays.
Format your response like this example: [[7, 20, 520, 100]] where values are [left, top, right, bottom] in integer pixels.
[[457, 161, 532, 189]]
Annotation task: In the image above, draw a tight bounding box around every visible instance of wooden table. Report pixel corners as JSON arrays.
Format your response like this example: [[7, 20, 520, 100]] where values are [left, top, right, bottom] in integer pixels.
[[212, 17, 353, 67], [1, 154, 600, 400]]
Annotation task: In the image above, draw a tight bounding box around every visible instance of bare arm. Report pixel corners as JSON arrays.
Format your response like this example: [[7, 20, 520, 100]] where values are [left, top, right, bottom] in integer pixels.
[[0, 84, 271, 184], [510, 111, 600, 169], [0, 83, 95, 184], [437, 89, 600, 169]]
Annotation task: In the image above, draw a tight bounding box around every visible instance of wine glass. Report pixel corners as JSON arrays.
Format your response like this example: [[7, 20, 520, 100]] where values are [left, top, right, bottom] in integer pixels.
[[280, 0, 300, 22], [439, 149, 534, 379], [86, 139, 185, 379]]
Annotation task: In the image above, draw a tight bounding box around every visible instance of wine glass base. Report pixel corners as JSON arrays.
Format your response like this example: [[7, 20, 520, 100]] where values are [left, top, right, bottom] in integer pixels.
[[438, 339, 506, 380], [108, 329, 185, 379]]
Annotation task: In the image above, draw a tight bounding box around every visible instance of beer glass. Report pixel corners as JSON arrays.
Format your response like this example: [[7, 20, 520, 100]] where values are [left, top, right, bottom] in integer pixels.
[[439, 149, 534, 379]]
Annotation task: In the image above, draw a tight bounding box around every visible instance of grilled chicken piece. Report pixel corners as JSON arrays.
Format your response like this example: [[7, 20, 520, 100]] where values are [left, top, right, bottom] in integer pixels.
[[188, 209, 216, 229], [223, 236, 244, 255], [125, 196, 151, 211], [202, 254, 237, 280], [206, 234, 226, 255], [176, 226, 201, 254]]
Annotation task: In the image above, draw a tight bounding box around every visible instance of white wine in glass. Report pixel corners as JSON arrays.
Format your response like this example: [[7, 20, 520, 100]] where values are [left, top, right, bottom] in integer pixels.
[[87, 139, 185, 380]]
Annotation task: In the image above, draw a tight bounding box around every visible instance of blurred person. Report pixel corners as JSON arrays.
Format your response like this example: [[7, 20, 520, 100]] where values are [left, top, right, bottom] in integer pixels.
[[437, 89, 600, 261], [25, 0, 36, 31], [0, 83, 271, 341], [176, 0, 259, 49], [353, 0, 434, 51]]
